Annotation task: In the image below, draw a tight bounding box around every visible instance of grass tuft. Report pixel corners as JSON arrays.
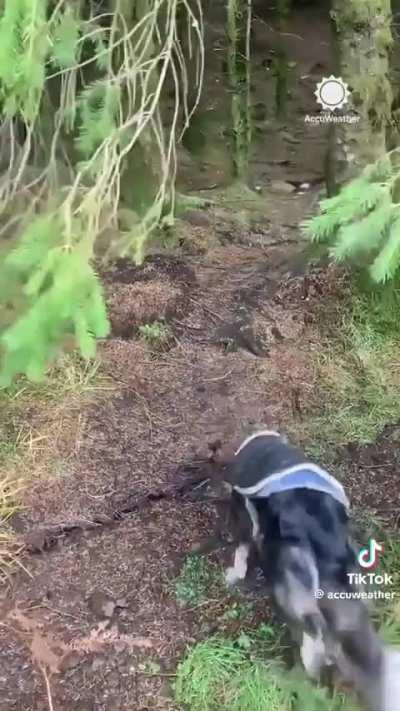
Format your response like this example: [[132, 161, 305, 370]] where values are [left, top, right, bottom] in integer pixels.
[[138, 321, 171, 349], [174, 633, 358, 710], [304, 287, 400, 450], [0, 475, 25, 580], [0, 352, 111, 578], [173, 555, 222, 606]]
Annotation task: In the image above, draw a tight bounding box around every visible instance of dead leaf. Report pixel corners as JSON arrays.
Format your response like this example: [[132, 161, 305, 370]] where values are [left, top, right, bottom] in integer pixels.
[[70, 623, 156, 655]]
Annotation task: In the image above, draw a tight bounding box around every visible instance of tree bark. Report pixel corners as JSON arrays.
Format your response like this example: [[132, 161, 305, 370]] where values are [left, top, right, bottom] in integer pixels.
[[331, 0, 392, 180], [226, 0, 252, 181]]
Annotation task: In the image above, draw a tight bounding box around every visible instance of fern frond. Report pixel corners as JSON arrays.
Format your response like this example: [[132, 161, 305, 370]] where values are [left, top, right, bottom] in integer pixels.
[[74, 310, 96, 359], [331, 196, 394, 261], [303, 148, 400, 283], [51, 6, 81, 69], [0, 221, 110, 384], [0, 0, 25, 90], [76, 81, 121, 157], [3, 214, 61, 276], [370, 215, 400, 282], [91, 29, 110, 71], [302, 175, 378, 243], [18, 0, 49, 119]]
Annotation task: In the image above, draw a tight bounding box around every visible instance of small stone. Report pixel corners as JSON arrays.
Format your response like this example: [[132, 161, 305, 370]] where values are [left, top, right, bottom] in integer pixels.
[[88, 590, 116, 619], [300, 182, 311, 190], [269, 180, 296, 194]]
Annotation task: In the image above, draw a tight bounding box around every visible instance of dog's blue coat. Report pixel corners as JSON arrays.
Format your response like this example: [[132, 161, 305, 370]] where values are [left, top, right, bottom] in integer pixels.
[[235, 465, 349, 509], [229, 433, 349, 510]]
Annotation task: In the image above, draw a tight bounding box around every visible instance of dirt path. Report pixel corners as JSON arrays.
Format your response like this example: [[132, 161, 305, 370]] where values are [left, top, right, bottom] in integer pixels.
[[2, 4, 400, 705], [2, 180, 400, 709], [0, 187, 319, 708]]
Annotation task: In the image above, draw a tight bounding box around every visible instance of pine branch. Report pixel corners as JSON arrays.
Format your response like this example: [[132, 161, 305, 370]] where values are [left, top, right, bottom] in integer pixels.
[[302, 148, 400, 283]]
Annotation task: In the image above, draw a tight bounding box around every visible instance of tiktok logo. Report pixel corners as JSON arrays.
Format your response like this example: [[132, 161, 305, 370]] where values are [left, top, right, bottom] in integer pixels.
[[358, 539, 384, 569]]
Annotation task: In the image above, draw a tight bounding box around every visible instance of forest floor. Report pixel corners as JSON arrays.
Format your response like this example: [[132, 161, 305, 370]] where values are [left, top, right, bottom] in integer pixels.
[[1, 184, 400, 710], [2, 3, 400, 709]]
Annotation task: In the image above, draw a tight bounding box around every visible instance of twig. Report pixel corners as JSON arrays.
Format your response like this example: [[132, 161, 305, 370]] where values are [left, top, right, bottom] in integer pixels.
[[203, 369, 235, 382], [41, 665, 54, 711]]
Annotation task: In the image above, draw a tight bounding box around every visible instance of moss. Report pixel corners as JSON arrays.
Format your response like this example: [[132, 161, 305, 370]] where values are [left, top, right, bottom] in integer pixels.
[[331, 0, 392, 34]]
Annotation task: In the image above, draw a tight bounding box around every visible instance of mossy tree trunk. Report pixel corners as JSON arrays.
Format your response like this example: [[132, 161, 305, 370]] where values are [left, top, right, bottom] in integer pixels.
[[331, 0, 392, 181], [274, 0, 291, 119], [227, 0, 252, 181]]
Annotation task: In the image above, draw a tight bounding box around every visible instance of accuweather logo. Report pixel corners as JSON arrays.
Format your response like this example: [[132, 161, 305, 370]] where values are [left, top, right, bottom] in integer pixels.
[[314, 75, 350, 111], [305, 75, 358, 125], [358, 539, 384, 569]]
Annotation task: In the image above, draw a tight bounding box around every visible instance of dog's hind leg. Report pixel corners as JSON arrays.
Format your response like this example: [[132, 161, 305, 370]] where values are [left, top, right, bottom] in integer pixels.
[[274, 546, 328, 680], [300, 630, 326, 680]]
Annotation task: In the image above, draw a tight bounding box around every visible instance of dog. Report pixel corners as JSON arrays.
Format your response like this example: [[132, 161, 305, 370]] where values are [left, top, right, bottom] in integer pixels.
[[222, 430, 397, 711]]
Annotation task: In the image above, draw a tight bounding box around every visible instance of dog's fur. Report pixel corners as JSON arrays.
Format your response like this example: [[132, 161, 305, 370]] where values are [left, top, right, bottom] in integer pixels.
[[223, 430, 395, 711]]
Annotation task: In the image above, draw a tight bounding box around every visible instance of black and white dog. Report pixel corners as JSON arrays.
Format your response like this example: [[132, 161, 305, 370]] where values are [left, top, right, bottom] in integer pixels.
[[222, 430, 400, 711]]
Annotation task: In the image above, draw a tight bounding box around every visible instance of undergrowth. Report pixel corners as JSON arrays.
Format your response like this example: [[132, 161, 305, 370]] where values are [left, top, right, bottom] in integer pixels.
[[138, 320, 171, 348], [173, 555, 222, 606], [0, 353, 110, 573], [302, 150, 400, 283], [0, 474, 25, 580], [305, 283, 400, 449], [174, 633, 358, 710], [354, 513, 400, 645]]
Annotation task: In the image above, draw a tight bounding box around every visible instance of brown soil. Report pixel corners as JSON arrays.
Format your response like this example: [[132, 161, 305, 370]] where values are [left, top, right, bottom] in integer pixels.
[[2, 201, 400, 710], [2, 5, 400, 711]]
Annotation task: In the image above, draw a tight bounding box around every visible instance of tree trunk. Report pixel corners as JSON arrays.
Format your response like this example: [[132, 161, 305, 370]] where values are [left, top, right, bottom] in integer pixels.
[[226, 0, 252, 181], [331, 0, 392, 180], [274, 0, 291, 119]]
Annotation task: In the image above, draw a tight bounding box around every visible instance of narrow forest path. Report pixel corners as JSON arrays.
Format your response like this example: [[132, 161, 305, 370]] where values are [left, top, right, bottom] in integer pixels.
[[2, 187, 400, 710], [0, 187, 322, 710]]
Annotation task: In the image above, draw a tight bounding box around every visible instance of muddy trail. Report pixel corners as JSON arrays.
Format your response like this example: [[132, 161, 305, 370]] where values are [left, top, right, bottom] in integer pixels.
[[1, 189, 400, 710]]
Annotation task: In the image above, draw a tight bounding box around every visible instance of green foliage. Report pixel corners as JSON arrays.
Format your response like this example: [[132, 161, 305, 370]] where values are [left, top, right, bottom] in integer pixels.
[[306, 287, 400, 448], [222, 601, 254, 621], [0, 0, 49, 120], [0, 213, 109, 385], [0, 0, 204, 384], [174, 634, 357, 710], [302, 152, 400, 282], [174, 637, 287, 711], [52, 5, 81, 70], [173, 555, 220, 606], [76, 81, 121, 158], [138, 320, 170, 347], [352, 514, 400, 646]]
